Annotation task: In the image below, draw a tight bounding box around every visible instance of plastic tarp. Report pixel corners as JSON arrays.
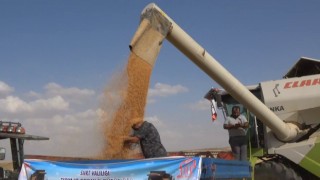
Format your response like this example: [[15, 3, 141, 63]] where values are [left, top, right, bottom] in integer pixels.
[[18, 157, 251, 180]]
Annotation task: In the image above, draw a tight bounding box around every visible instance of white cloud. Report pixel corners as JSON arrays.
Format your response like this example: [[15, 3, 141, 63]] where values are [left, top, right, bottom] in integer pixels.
[[0, 80, 227, 159], [148, 83, 188, 97], [0, 96, 31, 113], [0, 95, 69, 114], [0, 82, 97, 119], [44, 82, 95, 102], [145, 115, 164, 127], [23, 109, 104, 158], [0, 80, 228, 159], [45, 82, 95, 96], [146, 98, 156, 104], [30, 96, 69, 111], [0, 81, 14, 96], [187, 99, 211, 111], [26, 91, 42, 99]]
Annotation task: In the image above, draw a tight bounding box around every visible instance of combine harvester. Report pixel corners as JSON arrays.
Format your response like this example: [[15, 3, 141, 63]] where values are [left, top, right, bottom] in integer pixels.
[[205, 57, 320, 180], [17, 3, 252, 180], [16, 2, 319, 180]]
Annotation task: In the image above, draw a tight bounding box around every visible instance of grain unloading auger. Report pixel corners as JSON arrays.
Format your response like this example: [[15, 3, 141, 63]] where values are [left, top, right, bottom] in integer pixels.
[[129, 3, 320, 180]]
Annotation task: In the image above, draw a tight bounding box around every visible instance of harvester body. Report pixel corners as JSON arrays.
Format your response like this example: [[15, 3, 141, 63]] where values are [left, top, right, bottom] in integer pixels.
[[206, 57, 320, 179], [131, 3, 320, 179]]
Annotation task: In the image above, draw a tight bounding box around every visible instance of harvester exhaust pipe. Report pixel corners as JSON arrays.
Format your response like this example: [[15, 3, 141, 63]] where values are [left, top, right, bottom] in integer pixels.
[[130, 3, 301, 142]]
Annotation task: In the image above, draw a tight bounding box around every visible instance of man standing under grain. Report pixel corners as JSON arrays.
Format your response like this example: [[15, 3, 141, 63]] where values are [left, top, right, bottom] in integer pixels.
[[123, 117, 167, 158]]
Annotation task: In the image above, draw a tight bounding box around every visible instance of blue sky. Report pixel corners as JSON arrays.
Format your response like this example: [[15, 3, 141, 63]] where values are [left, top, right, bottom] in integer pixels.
[[1, 1, 320, 159]]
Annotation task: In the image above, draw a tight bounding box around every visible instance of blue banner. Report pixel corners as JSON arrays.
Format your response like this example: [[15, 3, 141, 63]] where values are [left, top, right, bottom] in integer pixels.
[[19, 157, 202, 180]]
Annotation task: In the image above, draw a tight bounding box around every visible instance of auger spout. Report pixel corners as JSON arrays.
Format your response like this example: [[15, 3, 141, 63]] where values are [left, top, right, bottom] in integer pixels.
[[129, 3, 301, 142]]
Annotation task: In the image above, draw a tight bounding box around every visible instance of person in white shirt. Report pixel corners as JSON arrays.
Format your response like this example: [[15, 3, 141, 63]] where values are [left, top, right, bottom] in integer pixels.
[[224, 105, 249, 161]]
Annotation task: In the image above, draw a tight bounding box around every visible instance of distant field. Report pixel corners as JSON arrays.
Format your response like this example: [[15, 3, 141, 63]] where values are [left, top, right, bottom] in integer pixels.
[[0, 162, 13, 170]]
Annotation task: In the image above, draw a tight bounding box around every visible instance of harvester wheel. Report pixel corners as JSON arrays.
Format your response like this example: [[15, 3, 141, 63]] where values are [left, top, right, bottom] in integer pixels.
[[254, 161, 302, 180]]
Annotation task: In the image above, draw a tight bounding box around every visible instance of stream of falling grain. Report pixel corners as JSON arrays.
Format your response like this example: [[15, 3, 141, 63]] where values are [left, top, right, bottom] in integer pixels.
[[100, 52, 152, 159]]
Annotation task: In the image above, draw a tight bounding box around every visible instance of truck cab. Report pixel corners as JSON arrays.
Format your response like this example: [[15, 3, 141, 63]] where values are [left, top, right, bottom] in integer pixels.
[[0, 121, 49, 179], [205, 85, 265, 150]]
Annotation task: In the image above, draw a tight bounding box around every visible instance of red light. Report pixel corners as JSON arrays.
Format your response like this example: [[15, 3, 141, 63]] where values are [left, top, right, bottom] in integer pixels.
[[0, 121, 26, 134], [16, 126, 26, 134]]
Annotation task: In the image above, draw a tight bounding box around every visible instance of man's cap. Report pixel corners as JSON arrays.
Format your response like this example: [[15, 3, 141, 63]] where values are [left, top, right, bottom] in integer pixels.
[[131, 117, 144, 124]]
